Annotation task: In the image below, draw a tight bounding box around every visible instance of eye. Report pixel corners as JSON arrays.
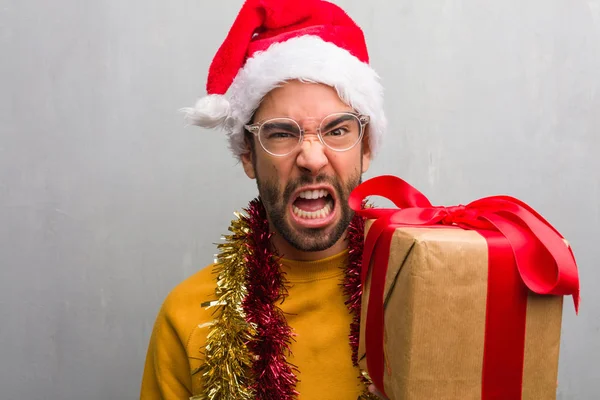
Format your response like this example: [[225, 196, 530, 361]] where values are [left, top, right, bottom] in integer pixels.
[[261, 121, 300, 140], [324, 127, 349, 137], [267, 131, 297, 140]]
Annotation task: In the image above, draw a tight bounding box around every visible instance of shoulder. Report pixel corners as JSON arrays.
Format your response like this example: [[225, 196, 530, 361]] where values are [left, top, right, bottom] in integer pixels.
[[157, 265, 217, 345], [141, 265, 218, 397], [164, 265, 217, 311]]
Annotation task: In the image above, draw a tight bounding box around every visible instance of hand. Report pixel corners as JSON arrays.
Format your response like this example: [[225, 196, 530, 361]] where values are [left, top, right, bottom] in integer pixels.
[[368, 384, 389, 399]]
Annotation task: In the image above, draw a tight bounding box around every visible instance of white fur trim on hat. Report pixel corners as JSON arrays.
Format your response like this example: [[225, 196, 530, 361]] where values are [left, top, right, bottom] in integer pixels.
[[181, 94, 232, 129], [189, 35, 387, 159]]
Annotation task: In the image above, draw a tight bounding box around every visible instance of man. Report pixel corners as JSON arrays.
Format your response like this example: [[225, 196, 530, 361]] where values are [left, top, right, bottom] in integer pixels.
[[141, 0, 387, 398]]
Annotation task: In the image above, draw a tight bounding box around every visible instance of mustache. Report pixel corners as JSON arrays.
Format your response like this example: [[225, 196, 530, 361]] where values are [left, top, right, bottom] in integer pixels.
[[282, 174, 338, 202]]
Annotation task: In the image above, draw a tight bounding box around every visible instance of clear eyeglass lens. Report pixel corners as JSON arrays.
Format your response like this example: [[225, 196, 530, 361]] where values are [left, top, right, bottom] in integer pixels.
[[319, 113, 361, 151], [258, 118, 302, 155]]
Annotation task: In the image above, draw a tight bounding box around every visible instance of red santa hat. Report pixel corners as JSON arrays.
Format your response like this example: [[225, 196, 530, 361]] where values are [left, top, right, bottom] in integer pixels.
[[182, 0, 386, 158]]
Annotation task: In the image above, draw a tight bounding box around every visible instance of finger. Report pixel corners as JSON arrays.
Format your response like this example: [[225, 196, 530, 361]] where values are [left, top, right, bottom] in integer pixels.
[[368, 384, 388, 399]]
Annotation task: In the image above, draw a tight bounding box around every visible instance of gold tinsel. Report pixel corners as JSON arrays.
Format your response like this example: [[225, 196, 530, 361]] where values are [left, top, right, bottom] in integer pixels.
[[191, 212, 257, 400]]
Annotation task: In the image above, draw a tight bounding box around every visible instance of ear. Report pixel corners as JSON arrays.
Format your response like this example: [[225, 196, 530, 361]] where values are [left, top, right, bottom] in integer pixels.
[[241, 139, 256, 179], [361, 132, 372, 173]]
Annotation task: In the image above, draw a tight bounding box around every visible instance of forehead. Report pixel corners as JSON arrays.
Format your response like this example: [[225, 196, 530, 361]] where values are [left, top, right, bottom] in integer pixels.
[[254, 80, 353, 121]]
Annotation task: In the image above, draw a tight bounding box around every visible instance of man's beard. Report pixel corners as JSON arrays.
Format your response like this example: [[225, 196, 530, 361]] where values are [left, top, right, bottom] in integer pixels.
[[256, 171, 361, 252]]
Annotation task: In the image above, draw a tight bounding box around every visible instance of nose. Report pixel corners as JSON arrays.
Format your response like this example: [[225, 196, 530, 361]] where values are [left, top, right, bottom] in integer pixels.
[[295, 133, 328, 176]]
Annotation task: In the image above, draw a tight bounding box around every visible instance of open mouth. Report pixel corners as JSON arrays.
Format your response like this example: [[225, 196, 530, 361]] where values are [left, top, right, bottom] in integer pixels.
[[291, 189, 335, 221]]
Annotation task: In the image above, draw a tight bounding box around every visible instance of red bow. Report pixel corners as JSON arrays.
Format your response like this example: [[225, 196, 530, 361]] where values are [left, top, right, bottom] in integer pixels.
[[349, 175, 580, 398]]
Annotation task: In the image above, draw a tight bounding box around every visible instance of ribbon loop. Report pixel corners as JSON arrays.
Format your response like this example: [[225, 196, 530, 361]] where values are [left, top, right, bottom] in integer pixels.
[[349, 175, 580, 310]]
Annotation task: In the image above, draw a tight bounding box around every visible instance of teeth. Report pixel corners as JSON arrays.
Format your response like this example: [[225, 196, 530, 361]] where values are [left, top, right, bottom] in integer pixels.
[[298, 189, 329, 199], [293, 203, 333, 219]]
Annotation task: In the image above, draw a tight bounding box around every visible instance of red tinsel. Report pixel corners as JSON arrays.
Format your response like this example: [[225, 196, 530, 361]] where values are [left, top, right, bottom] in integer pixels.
[[342, 213, 366, 368], [240, 199, 368, 399], [242, 199, 299, 400]]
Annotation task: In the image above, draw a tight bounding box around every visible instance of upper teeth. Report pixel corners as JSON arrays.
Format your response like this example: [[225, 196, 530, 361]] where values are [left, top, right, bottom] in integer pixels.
[[298, 189, 328, 200]]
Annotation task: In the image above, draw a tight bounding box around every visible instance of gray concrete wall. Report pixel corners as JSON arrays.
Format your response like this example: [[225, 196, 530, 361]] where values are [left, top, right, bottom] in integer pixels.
[[1, 0, 598, 398]]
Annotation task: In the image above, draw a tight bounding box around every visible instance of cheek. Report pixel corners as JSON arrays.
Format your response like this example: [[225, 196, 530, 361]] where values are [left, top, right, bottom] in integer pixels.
[[256, 156, 292, 187], [329, 150, 362, 179]]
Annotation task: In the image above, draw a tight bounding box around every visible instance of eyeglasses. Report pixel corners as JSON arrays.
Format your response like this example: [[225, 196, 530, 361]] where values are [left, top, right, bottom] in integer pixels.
[[244, 112, 370, 157]]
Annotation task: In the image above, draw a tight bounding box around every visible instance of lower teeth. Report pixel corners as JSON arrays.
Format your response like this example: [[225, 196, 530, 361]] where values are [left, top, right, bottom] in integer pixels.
[[293, 204, 332, 219]]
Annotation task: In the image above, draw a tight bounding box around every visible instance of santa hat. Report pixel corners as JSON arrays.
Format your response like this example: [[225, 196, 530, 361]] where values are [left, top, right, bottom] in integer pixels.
[[182, 0, 386, 158]]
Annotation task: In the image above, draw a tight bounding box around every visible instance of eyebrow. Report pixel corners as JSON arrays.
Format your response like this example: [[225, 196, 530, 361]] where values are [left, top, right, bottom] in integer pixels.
[[262, 121, 299, 131], [321, 114, 356, 132]]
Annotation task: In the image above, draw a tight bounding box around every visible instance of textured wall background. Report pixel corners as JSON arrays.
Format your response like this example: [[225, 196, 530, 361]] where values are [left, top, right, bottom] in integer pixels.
[[1, 0, 598, 398]]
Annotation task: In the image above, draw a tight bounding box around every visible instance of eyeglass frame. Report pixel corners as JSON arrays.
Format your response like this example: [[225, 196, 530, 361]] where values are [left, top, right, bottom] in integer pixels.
[[244, 111, 370, 157]]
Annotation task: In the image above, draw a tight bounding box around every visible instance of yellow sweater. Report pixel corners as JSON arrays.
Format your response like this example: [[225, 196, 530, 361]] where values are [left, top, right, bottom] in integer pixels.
[[140, 250, 364, 399]]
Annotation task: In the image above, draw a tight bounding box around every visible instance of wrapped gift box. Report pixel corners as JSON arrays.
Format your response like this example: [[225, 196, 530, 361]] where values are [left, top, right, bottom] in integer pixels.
[[351, 176, 579, 400]]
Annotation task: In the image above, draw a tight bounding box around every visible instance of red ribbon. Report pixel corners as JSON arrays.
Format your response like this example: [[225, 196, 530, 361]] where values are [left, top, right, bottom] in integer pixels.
[[349, 175, 580, 399]]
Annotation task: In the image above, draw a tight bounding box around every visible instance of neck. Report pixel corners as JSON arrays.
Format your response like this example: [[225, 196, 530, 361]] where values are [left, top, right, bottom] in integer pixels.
[[269, 229, 350, 262]]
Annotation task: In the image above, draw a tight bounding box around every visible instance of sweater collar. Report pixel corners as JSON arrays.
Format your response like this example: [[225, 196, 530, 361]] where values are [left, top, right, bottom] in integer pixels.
[[279, 250, 348, 283]]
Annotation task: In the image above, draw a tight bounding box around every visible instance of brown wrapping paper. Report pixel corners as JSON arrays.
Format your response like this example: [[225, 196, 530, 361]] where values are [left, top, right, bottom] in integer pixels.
[[358, 225, 563, 400]]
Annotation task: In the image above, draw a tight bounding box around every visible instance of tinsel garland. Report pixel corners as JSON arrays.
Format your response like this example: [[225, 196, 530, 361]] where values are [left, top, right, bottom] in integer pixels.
[[342, 208, 379, 399], [196, 198, 377, 399], [342, 212, 365, 367], [192, 211, 257, 400], [242, 199, 299, 400]]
